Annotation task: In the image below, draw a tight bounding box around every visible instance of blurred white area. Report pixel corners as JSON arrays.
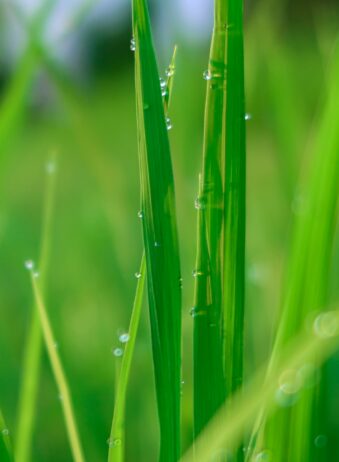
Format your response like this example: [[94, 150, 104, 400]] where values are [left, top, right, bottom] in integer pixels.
[[1, 0, 212, 70]]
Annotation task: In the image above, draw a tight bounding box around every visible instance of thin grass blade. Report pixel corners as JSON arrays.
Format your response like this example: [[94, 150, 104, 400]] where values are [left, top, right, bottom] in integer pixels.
[[108, 253, 146, 462], [15, 152, 58, 462], [28, 269, 85, 462]]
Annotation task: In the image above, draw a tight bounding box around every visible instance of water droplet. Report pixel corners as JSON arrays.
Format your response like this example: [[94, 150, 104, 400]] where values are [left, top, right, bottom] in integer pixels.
[[275, 370, 301, 408], [33, 271, 40, 279], [24, 260, 34, 270], [190, 307, 207, 318], [107, 437, 122, 447], [58, 393, 64, 401], [119, 333, 130, 343], [46, 161, 56, 174], [154, 241, 161, 247], [130, 37, 136, 51], [137, 210, 144, 219], [192, 269, 203, 278], [165, 67, 174, 77], [113, 348, 124, 357], [314, 434, 327, 448], [245, 113, 252, 121], [165, 117, 172, 130], [161, 88, 168, 97], [314, 312, 339, 339], [203, 70, 212, 81], [255, 450, 271, 461], [2, 429, 9, 436], [194, 197, 206, 210], [159, 78, 166, 89], [143, 103, 150, 111], [179, 277, 183, 288], [279, 369, 302, 395], [135, 272, 142, 279], [54, 342, 59, 349], [275, 387, 299, 408]]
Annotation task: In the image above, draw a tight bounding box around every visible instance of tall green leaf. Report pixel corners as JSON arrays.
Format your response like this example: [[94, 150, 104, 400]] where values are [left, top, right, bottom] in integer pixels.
[[223, 0, 246, 399], [192, 0, 227, 436], [132, 1, 182, 460]]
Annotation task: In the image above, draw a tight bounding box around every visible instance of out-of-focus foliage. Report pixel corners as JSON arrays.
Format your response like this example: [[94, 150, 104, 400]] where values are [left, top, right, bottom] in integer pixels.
[[0, 0, 338, 460]]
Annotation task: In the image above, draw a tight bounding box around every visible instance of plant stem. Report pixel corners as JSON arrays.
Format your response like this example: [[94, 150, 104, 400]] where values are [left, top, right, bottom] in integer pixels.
[[29, 272, 85, 462]]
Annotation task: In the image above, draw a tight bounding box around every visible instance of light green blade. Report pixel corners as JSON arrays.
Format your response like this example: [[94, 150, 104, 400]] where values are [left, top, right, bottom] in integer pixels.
[[248, 36, 339, 462]]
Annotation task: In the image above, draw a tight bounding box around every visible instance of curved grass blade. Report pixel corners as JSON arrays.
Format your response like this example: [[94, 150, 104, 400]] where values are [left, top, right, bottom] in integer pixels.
[[15, 152, 58, 462], [182, 310, 339, 462], [192, 0, 227, 438], [27, 269, 85, 462], [247, 37, 339, 462], [108, 253, 146, 462], [132, 0, 182, 459]]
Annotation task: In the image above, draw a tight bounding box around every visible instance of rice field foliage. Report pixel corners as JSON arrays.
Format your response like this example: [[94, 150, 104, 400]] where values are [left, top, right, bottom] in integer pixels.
[[0, 0, 338, 461]]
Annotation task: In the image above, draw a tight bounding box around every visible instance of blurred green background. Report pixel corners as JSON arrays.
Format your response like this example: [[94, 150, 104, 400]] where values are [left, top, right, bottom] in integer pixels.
[[0, 0, 338, 460]]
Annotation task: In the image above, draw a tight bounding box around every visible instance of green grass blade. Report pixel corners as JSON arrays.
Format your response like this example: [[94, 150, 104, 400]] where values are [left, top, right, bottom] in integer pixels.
[[223, 0, 246, 397], [192, 0, 227, 438], [15, 153, 58, 462], [27, 269, 85, 462], [163, 45, 178, 113], [182, 310, 339, 462], [248, 37, 339, 462], [132, 0, 182, 459], [107, 44, 177, 462], [108, 253, 146, 462]]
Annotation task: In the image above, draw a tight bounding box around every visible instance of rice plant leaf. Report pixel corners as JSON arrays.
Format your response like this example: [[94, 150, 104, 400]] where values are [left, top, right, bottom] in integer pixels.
[[223, 0, 246, 397], [132, 0, 182, 459], [108, 253, 146, 462], [192, 0, 227, 438]]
